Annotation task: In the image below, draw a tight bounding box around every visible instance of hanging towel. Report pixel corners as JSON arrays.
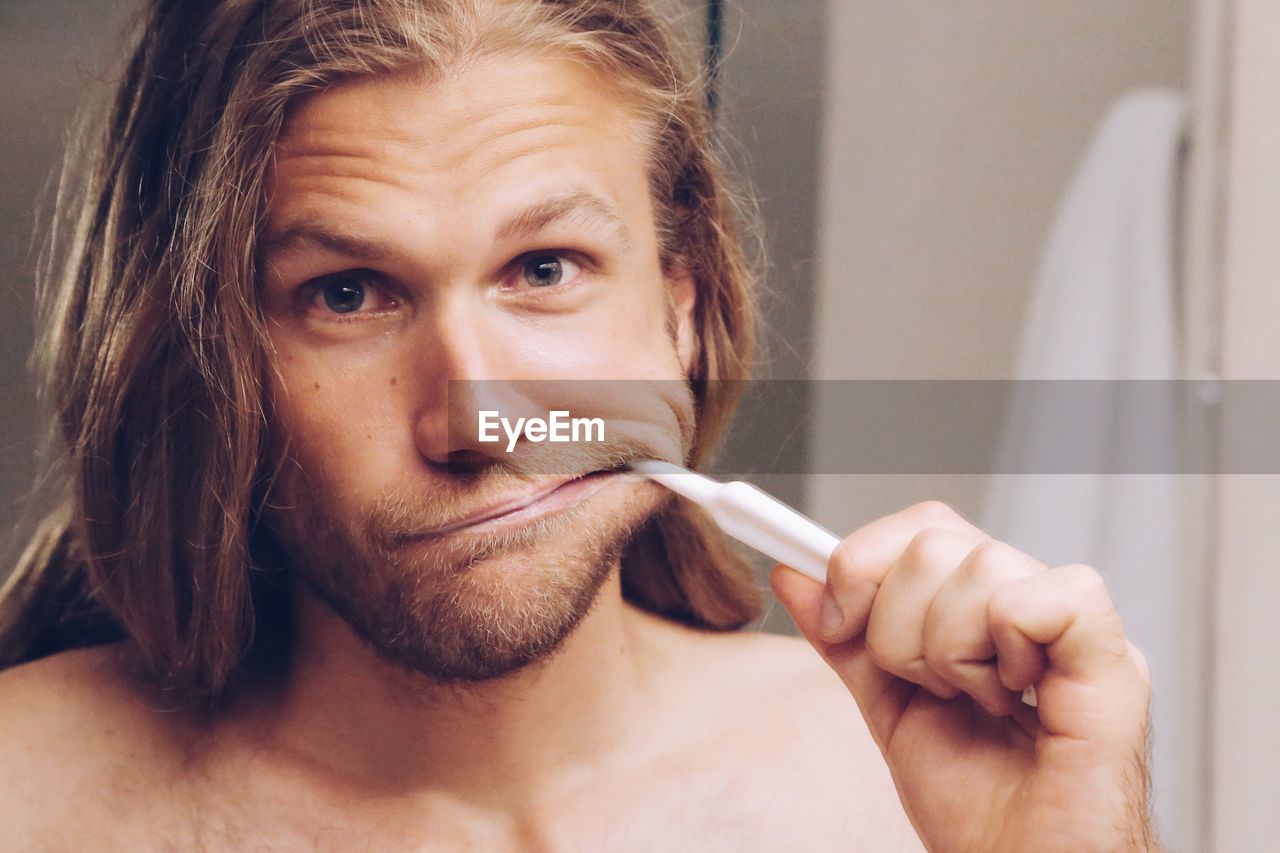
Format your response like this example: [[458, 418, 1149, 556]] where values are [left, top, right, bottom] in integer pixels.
[[980, 88, 1189, 846]]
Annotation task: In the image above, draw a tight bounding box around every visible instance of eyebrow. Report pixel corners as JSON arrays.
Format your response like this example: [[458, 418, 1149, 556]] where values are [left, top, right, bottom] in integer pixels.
[[259, 224, 391, 262], [494, 190, 631, 248], [260, 190, 632, 262]]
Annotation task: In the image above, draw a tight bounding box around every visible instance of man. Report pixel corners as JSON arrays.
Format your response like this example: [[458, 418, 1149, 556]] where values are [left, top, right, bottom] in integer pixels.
[[0, 0, 1155, 849]]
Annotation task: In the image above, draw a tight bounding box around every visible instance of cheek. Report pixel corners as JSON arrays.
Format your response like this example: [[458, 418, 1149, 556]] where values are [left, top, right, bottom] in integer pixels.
[[268, 349, 411, 494], [272, 328, 406, 412]]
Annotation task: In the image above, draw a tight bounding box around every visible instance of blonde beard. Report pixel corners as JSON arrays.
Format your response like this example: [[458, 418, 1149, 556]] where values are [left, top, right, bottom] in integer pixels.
[[265, 472, 666, 684]]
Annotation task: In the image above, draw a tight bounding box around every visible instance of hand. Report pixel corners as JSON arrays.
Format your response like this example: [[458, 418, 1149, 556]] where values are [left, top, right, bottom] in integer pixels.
[[771, 501, 1157, 853]]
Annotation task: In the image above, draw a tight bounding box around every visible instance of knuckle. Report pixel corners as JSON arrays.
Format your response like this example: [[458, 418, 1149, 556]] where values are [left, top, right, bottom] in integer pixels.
[[987, 585, 1019, 628], [827, 537, 877, 587], [906, 500, 962, 527], [830, 535, 873, 571], [960, 538, 1007, 574], [962, 538, 1041, 580], [1059, 562, 1109, 599], [901, 526, 959, 569]]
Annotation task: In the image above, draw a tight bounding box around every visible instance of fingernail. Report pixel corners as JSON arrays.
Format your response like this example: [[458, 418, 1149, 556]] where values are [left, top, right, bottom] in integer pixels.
[[818, 594, 844, 640]]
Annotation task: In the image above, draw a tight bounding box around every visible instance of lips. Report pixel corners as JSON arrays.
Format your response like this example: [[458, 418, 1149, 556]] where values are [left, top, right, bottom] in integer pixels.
[[426, 478, 571, 534], [410, 469, 622, 538]]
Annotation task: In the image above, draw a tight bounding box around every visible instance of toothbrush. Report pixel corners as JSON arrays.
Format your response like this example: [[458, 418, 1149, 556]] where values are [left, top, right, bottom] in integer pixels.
[[628, 459, 838, 583], [629, 459, 1039, 707]]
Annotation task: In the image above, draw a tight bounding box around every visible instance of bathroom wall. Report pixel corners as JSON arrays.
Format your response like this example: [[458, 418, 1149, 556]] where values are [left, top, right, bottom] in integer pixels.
[[806, 1, 1195, 847], [1211, 0, 1280, 847], [809, 0, 1192, 520]]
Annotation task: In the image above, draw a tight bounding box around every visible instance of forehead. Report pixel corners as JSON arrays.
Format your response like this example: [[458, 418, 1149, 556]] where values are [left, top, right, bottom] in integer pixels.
[[264, 52, 657, 245]]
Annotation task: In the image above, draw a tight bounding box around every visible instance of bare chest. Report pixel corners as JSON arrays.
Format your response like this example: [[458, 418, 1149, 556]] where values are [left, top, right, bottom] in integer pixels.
[[57, 758, 898, 852]]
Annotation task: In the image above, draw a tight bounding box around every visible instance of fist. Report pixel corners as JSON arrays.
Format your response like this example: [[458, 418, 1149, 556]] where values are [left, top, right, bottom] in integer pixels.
[[772, 501, 1156, 852]]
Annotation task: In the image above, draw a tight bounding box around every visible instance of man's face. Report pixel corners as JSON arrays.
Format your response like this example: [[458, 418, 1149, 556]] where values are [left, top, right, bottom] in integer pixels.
[[258, 53, 697, 682]]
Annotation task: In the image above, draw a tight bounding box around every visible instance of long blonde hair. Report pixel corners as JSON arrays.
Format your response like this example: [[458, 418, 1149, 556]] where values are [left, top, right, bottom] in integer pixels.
[[0, 0, 761, 700]]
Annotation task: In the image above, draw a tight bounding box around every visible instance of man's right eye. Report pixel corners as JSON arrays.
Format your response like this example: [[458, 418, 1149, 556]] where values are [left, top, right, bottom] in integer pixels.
[[304, 272, 396, 319], [322, 279, 365, 313]]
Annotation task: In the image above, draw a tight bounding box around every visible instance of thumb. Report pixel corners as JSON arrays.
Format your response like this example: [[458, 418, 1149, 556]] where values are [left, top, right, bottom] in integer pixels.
[[768, 561, 828, 642], [770, 563, 912, 748]]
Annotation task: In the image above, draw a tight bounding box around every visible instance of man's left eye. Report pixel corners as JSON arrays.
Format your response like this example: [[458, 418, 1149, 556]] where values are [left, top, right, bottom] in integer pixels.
[[517, 253, 582, 289]]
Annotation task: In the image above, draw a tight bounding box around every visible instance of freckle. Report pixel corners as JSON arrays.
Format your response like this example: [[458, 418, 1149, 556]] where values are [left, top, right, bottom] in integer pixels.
[[390, 377, 397, 386]]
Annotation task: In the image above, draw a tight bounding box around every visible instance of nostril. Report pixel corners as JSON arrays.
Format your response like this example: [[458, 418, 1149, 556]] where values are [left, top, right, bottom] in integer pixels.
[[439, 448, 491, 475]]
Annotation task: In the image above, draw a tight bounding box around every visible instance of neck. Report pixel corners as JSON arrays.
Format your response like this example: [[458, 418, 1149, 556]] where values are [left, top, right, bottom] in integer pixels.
[[254, 568, 674, 807]]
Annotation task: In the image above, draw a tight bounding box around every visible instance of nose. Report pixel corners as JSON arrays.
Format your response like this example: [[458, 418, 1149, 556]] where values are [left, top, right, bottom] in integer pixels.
[[411, 300, 543, 467]]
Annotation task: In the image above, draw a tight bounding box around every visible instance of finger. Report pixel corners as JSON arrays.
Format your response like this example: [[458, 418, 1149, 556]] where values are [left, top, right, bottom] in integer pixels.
[[771, 562, 915, 751], [988, 563, 1150, 744], [820, 501, 983, 644], [864, 527, 985, 700], [770, 560, 829, 642], [991, 617, 1048, 694], [922, 538, 1046, 716]]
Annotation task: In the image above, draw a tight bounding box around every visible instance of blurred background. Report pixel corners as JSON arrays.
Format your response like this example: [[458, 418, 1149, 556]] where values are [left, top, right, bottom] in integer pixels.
[[3, 1, 1276, 850]]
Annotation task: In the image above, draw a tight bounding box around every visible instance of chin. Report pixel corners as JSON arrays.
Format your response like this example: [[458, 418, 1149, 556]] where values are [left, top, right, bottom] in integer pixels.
[[283, 476, 664, 684], [329, 532, 620, 685]]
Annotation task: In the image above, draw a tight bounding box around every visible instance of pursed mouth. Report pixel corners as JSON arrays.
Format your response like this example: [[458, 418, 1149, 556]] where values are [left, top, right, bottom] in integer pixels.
[[404, 467, 628, 540]]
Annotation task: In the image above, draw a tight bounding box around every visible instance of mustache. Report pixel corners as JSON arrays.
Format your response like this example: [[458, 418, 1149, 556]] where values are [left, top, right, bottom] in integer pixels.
[[447, 431, 646, 477]]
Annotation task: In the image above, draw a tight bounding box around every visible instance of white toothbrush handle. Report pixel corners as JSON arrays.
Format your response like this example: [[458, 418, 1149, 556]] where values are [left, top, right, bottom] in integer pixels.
[[637, 464, 1039, 708], [710, 481, 840, 583]]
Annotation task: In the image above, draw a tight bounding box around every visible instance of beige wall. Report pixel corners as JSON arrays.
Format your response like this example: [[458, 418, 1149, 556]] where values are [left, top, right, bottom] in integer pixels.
[[1211, 0, 1280, 848], [810, 0, 1191, 523]]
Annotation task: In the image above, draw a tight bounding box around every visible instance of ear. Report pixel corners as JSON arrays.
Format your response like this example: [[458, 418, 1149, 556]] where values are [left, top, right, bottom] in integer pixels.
[[667, 264, 698, 375]]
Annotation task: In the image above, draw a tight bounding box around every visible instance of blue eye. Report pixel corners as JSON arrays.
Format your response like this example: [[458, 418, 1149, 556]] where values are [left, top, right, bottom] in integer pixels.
[[321, 278, 366, 313], [303, 271, 395, 319], [522, 254, 565, 288]]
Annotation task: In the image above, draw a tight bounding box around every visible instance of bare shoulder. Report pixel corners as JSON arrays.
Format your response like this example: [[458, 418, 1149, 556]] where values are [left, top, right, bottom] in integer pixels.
[[666, 626, 925, 851], [0, 644, 193, 846], [0, 644, 139, 768], [699, 628, 884, 767], [677, 627, 868, 741]]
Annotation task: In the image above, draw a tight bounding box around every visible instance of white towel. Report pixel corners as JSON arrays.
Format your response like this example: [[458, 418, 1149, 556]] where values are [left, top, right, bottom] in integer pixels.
[[980, 89, 1190, 847]]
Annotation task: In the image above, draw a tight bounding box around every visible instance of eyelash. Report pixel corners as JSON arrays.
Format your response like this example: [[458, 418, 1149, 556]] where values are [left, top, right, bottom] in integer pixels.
[[299, 250, 591, 323]]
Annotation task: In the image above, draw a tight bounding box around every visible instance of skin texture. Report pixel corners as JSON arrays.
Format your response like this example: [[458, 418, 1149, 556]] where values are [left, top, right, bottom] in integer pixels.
[[0, 52, 1153, 851]]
